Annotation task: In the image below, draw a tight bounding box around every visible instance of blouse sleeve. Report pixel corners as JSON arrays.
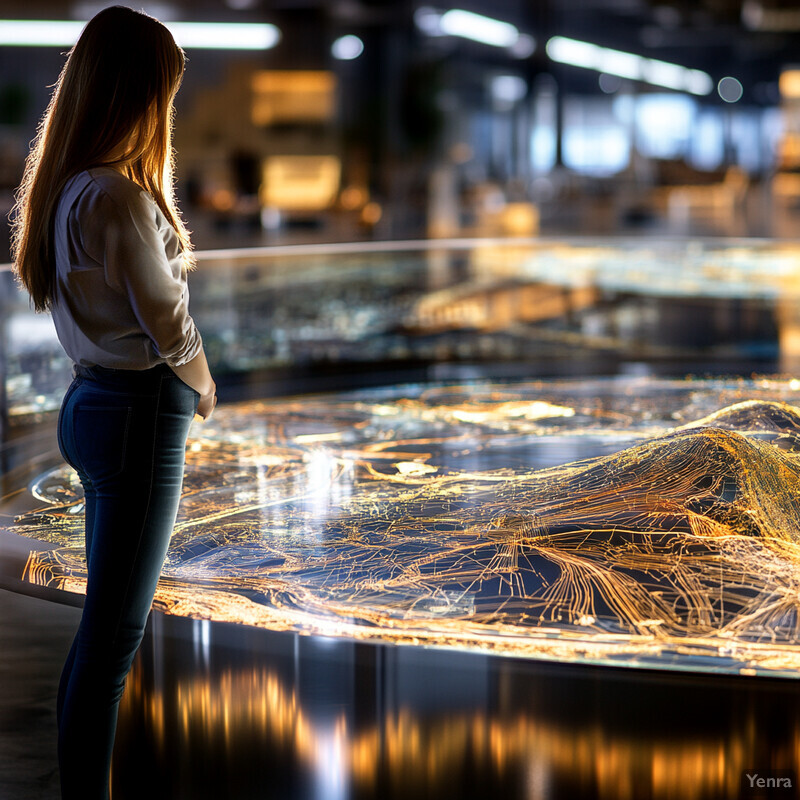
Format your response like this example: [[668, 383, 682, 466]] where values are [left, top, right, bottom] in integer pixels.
[[78, 180, 203, 367]]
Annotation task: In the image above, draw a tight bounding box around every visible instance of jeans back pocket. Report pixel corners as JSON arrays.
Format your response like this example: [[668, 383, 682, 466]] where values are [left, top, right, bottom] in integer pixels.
[[73, 405, 133, 483]]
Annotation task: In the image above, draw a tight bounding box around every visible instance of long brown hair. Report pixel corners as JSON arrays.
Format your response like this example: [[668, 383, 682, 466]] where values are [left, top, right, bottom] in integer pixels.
[[11, 5, 194, 312]]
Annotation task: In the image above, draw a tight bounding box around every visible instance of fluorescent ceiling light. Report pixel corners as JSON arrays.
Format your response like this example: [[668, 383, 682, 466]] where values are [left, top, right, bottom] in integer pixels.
[[0, 19, 281, 49], [642, 58, 687, 91], [439, 9, 519, 48], [546, 35, 713, 96], [685, 69, 714, 96], [601, 49, 641, 80], [170, 22, 280, 50], [0, 20, 83, 45]]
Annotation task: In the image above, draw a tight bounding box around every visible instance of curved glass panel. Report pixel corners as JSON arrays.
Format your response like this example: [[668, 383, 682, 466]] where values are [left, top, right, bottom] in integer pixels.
[[3, 236, 800, 422]]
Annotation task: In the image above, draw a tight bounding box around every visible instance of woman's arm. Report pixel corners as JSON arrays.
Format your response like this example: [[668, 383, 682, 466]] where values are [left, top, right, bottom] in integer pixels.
[[170, 348, 217, 419], [79, 179, 217, 418]]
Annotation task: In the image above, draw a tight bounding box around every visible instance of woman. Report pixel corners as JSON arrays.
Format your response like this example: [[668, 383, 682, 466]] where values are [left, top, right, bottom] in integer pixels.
[[10, 7, 215, 798]]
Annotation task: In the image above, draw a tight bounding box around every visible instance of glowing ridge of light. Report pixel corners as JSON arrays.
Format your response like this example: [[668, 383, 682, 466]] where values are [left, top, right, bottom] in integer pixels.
[[0, 19, 281, 49]]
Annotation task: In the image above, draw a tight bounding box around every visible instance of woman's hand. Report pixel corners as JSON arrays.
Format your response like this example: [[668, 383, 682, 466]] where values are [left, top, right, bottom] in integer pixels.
[[169, 349, 216, 420], [196, 388, 217, 420]]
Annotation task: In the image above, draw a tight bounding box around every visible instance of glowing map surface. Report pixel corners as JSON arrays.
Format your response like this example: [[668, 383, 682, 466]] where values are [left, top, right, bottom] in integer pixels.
[[9, 376, 800, 677]]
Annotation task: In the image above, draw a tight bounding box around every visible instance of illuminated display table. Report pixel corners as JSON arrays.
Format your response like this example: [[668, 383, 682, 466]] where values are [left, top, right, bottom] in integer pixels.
[[5, 376, 800, 798], [7, 376, 800, 678]]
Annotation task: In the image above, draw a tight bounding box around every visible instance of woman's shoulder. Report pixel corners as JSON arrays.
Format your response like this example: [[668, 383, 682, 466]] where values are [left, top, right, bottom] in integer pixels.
[[65, 167, 154, 219], [85, 167, 150, 203]]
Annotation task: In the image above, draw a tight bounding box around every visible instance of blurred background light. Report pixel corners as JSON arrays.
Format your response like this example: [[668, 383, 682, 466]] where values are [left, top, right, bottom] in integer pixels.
[[491, 75, 528, 104], [599, 73, 624, 94], [331, 34, 364, 60], [0, 19, 281, 49], [508, 32, 536, 58], [546, 36, 713, 95], [779, 70, 800, 99], [439, 9, 519, 48], [718, 76, 744, 103], [413, 6, 445, 36], [643, 59, 689, 91], [171, 22, 281, 50], [0, 20, 83, 45], [685, 70, 715, 96]]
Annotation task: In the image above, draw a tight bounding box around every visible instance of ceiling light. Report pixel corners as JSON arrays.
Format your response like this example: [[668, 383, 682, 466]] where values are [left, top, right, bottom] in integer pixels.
[[546, 36, 712, 96], [413, 6, 445, 36], [685, 70, 714, 96], [0, 19, 281, 49], [0, 20, 83, 45], [439, 9, 519, 48], [600, 49, 641, 80], [169, 22, 280, 49], [642, 58, 687, 91]]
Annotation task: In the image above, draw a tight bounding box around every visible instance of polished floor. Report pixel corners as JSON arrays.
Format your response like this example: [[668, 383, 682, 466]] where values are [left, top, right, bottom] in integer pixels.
[[0, 588, 79, 800]]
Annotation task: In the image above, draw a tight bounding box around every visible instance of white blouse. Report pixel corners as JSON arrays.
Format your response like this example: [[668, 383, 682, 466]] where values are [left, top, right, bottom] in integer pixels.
[[51, 167, 203, 370]]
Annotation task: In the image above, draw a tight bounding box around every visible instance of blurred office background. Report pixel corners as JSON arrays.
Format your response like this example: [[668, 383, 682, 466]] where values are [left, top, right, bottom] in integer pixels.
[[4, 1, 800, 425], [2, 0, 800, 255], [5, 0, 800, 420]]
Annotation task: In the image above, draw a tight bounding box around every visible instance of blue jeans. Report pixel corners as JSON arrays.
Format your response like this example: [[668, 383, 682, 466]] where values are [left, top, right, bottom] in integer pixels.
[[55, 364, 198, 800]]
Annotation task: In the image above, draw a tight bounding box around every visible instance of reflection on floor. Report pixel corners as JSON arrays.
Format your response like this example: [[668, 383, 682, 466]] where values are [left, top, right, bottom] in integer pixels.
[[9, 377, 800, 677]]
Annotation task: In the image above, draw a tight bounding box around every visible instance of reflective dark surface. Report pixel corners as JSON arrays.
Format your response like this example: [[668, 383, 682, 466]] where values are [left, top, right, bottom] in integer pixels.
[[114, 609, 800, 800]]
